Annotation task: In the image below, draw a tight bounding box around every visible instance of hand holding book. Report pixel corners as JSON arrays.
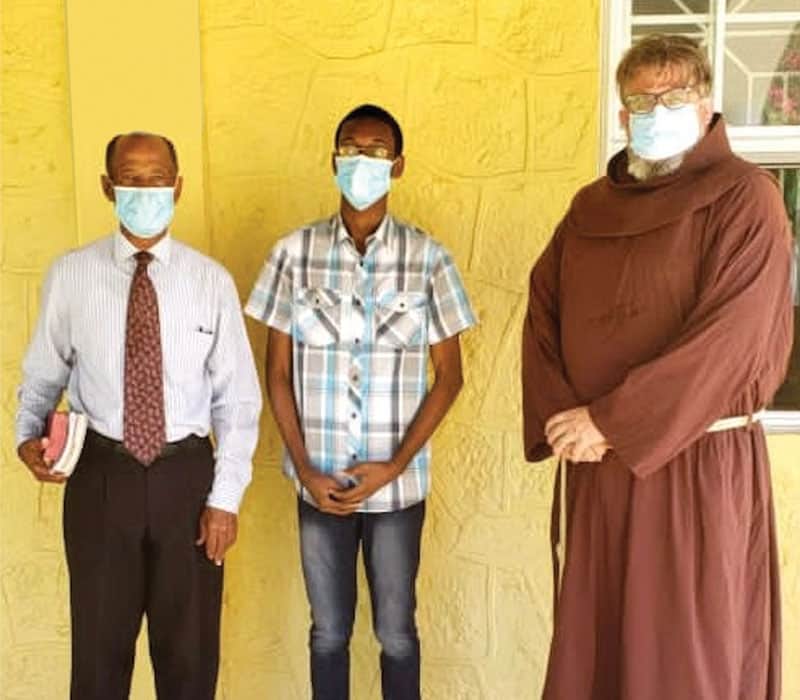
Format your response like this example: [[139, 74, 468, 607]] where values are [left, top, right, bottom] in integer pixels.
[[17, 411, 87, 482], [44, 411, 88, 476], [17, 436, 67, 483]]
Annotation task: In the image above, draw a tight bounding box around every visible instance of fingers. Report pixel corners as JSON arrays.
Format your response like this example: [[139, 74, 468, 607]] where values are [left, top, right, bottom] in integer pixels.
[[197, 509, 238, 565], [205, 526, 220, 564], [550, 431, 577, 458], [34, 465, 68, 483], [318, 493, 361, 515], [546, 412, 604, 461], [40, 437, 52, 465], [195, 517, 208, 546], [303, 473, 362, 515], [211, 523, 237, 565], [332, 483, 369, 505], [545, 419, 576, 450], [19, 439, 67, 483], [565, 442, 610, 464], [544, 410, 578, 434]]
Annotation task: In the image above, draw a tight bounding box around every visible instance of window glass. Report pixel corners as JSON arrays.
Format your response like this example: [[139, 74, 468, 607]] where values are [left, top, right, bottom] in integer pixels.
[[770, 167, 800, 409]]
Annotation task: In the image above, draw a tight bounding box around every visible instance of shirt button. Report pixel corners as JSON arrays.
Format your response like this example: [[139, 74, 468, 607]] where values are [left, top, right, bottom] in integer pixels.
[[359, 260, 365, 267], [354, 337, 360, 345], [354, 298, 361, 307], [351, 413, 357, 420], [351, 453, 358, 461]]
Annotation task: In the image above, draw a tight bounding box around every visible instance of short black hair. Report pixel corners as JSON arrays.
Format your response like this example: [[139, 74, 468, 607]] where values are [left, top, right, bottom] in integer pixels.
[[105, 132, 179, 176], [334, 104, 403, 156]]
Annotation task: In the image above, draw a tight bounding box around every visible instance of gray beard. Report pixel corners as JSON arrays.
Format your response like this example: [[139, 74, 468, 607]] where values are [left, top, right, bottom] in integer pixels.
[[626, 147, 685, 181]]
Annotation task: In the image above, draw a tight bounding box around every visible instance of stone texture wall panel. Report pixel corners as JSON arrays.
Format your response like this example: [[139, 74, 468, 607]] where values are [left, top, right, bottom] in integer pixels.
[[1, 194, 77, 271], [270, 0, 393, 59], [407, 49, 527, 178], [422, 662, 486, 700], [201, 0, 265, 30], [387, 0, 476, 48], [478, 0, 600, 74], [417, 558, 489, 659], [390, 172, 480, 267], [533, 72, 599, 172]]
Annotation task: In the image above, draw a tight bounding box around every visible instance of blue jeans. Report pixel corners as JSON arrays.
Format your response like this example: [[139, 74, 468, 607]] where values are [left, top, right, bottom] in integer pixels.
[[298, 498, 425, 700]]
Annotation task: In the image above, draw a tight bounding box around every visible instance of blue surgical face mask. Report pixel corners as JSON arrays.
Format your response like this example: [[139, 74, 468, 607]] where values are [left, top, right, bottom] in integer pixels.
[[113, 186, 175, 237], [629, 104, 701, 161], [334, 155, 393, 211]]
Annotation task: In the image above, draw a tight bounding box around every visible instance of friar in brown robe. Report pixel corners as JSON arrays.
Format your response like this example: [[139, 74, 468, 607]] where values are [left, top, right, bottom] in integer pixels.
[[522, 35, 794, 700]]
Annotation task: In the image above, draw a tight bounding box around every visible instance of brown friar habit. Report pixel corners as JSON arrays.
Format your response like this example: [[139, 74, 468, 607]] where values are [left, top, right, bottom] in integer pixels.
[[522, 115, 793, 700]]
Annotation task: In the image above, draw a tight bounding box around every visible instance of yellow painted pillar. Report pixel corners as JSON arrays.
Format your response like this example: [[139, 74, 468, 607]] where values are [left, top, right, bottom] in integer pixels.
[[65, 0, 208, 251]]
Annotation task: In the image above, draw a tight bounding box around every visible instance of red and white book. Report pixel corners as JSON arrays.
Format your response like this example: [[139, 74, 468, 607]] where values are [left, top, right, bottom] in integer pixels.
[[44, 411, 88, 476]]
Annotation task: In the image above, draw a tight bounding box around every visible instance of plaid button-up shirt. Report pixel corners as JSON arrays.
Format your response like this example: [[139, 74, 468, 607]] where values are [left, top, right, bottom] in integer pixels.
[[245, 214, 476, 512]]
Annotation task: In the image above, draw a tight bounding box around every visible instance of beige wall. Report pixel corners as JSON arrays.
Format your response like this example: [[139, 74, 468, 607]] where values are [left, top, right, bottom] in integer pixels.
[[1, 1, 797, 698]]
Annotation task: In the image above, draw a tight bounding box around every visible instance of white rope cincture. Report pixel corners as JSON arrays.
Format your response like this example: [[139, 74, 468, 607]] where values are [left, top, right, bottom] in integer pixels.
[[556, 455, 568, 598]]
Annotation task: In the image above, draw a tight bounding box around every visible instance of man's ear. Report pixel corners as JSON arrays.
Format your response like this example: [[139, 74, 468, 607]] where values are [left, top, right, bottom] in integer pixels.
[[101, 174, 115, 202], [173, 175, 183, 204], [331, 152, 338, 175], [391, 155, 405, 179]]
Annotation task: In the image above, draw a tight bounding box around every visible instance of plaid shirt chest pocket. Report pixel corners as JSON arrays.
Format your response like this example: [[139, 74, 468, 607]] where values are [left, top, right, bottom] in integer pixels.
[[374, 291, 427, 348], [293, 287, 342, 347]]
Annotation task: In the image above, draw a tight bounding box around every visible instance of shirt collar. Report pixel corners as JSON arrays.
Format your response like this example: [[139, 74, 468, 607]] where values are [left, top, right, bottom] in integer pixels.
[[113, 229, 172, 267], [333, 213, 392, 252]]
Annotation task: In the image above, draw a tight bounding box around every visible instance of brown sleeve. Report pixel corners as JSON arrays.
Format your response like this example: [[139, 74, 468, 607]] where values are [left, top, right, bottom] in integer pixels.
[[589, 172, 794, 477], [522, 227, 581, 462]]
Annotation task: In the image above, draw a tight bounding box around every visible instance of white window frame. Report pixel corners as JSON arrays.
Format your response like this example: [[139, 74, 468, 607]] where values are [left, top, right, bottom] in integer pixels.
[[599, 0, 800, 433]]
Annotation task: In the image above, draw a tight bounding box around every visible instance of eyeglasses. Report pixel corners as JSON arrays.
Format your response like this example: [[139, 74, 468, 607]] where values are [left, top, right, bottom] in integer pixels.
[[623, 86, 699, 115], [111, 175, 176, 187], [335, 144, 394, 160]]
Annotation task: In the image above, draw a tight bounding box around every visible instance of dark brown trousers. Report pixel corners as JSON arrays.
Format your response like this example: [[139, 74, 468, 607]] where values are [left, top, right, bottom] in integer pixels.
[[63, 431, 222, 700]]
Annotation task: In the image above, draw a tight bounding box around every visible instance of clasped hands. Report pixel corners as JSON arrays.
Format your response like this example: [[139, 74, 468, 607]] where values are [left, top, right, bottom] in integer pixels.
[[300, 461, 403, 516], [545, 406, 610, 463]]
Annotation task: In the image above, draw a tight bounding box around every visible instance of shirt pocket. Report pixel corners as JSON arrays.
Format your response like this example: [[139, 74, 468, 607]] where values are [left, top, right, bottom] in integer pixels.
[[293, 287, 342, 347], [374, 291, 427, 348], [169, 321, 215, 381]]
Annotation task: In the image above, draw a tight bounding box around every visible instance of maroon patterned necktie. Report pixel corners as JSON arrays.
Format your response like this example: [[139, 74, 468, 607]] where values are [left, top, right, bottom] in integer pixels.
[[123, 251, 166, 465]]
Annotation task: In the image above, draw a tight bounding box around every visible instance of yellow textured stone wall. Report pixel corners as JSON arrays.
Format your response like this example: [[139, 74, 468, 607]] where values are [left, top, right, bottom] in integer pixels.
[[1, 2, 798, 699], [1, 1, 76, 697]]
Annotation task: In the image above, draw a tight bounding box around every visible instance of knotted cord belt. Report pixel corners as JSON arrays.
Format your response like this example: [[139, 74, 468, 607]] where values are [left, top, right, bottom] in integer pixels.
[[555, 409, 767, 597]]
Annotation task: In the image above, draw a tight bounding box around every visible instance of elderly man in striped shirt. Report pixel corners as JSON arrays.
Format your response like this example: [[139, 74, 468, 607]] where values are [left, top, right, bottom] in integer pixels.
[[246, 104, 476, 700], [16, 132, 261, 700]]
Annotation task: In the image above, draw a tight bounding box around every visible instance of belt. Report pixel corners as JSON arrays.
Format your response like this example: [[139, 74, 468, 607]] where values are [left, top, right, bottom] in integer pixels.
[[86, 429, 209, 460], [555, 409, 765, 598]]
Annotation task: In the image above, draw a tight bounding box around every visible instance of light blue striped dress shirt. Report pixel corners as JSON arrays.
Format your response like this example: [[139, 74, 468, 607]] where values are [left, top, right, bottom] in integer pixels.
[[16, 231, 262, 513]]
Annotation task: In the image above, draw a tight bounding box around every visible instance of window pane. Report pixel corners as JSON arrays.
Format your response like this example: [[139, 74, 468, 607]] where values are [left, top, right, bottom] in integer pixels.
[[632, 23, 709, 45], [632, 0, 709, 13], [728, 0, 800, 12], [724, 22, 800, 125], [769, 167, 800, 410]]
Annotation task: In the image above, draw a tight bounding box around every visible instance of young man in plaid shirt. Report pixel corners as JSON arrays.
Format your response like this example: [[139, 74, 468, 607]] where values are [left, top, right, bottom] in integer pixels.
[[246, 104, 475, 700]]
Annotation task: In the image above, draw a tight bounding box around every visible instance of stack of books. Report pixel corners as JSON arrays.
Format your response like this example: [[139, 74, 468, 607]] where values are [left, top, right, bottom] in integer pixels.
[[44, 411, 88, 476]]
